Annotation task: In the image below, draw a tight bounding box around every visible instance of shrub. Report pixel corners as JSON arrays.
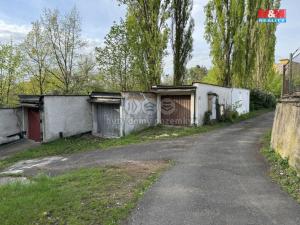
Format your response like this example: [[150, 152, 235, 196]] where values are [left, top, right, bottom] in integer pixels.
[[218, 107, 238, 123], [250, 89, 276, 111]]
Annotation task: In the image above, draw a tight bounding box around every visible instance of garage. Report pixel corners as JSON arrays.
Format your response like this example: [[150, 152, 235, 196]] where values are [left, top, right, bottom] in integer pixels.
[[151, 86, 196, 126], [96, 103, 120, 137], [19, 95, 42, 142], [161, 95, 191, 125], [90, 92, 122, 138]]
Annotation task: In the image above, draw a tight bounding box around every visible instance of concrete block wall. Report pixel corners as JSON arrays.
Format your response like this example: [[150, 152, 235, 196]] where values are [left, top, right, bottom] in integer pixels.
[[193, 83, 250, 125], [271, 99, 300, 173], [122, 92, 157, 136], [0, 108, 22, 144], [43, 96, 92, 142], [194, 83, 232, 125]]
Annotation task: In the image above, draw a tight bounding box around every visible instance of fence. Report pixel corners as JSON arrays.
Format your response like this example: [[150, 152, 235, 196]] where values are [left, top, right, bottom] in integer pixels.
[[282, 49, 300, 96]]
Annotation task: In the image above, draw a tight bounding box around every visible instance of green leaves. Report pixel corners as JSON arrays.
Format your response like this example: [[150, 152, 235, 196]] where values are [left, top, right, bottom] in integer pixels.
[[0, 42, 22, 106], [171, 0, 194, 85], [96, 20, 135, 91], [204, 0, 281, 92], [123, 0, 171, 90]]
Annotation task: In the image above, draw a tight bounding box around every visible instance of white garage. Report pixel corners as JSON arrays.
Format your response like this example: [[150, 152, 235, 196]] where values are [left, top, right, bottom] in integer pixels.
[[152, 82, 250, 126]]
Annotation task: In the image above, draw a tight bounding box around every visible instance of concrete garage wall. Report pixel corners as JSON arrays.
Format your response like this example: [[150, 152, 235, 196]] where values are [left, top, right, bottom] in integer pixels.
[[122, 92, 157, 136], [271, 99, 300, 172], [193, 83, 250, 125], [194, 83, 232, 125], [231, 88, 250, 115], [43, 96, 92, 142], [0, 108, 22, 144]]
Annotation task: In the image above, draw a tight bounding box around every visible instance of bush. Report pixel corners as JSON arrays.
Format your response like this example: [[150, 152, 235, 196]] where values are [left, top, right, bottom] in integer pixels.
[[218, 108, 238, 123], [250, 89, 276, 111]]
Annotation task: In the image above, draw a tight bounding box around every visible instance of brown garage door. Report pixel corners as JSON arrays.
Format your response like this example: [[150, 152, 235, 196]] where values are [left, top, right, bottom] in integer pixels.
[[28, 108, 41, 142], [161, 95, 191, 126]]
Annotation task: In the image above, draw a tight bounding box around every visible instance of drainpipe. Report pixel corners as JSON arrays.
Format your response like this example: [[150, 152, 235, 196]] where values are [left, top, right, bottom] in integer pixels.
[[193, 90, 196, 126]]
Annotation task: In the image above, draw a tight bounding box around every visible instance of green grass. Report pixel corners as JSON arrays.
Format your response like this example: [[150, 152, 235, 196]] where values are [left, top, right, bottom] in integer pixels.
[[0, 162, 169, 225], [0, 109, 272, 171], [261, 131, 300, 202]]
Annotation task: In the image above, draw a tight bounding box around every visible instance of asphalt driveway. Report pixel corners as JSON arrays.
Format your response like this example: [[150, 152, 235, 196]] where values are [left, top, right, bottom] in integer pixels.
[[3, 112, 300, 224]]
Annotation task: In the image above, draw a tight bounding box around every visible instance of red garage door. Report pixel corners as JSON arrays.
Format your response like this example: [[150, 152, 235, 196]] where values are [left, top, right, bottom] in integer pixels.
[[28, 108, 41, 142], [161, 95, 191, 126]]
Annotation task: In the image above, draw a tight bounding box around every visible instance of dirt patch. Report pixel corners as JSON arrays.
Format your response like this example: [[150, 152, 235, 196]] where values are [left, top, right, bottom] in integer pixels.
[[1, 156, 68, 175], [118, 160, 170, 176]]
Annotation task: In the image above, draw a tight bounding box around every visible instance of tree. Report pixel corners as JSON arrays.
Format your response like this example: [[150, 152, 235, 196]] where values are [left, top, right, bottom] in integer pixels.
[[42, 7, 83, 93], [120, 0, 171, 90], [72, 54, 97, 94], [233, 0, 261, 88], [253, 0, 280, 90], [205, 0, 245, 87], [96, 21, 134, 91], [0, 42, 22, 106], [205, 0, 281, 90], [22, 21, 50, 94], [202, 66, 220, 85], [184, 65, 208, 84], [171, 0, 194, 85]]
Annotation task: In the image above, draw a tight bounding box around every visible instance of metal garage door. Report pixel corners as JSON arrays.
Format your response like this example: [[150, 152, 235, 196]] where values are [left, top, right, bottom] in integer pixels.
[[28, 108, 41, 142], [161, 95, 191, 126], [97, 104, 120, 137]]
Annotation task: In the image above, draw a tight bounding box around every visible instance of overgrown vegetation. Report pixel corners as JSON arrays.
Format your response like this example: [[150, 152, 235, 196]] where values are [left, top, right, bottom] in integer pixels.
[[0, 162, 170, 225], [250, 89, 277, 111], [204, 0, 280, 89], [0, 109, 271, 171], [261, 132, 300, 203], [1, 0, 283, 107]]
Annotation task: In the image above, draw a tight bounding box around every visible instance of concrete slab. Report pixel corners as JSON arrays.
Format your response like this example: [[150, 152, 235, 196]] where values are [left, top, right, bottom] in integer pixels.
[[0, 176, 28, 185]]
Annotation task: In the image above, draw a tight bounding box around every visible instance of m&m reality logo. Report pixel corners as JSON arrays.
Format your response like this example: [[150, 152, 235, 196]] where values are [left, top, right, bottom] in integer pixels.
[[257, 9, 286, 23]]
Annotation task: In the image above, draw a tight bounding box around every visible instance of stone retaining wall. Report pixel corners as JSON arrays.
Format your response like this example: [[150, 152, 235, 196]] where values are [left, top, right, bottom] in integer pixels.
[[271, 97, 300, 172]]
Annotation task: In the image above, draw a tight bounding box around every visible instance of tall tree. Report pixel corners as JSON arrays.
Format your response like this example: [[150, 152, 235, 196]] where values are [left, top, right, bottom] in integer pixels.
[[22, 21, 50, 94], [96, 21, 134, 91], [205, 0, 281, 90], [204, 0, 245, 87], [253, 0, 280, 89], [120, 0, 171, 90], [171, 0, 195, 85], [42, 7, 83, 93], [0, 42, 22, 106]]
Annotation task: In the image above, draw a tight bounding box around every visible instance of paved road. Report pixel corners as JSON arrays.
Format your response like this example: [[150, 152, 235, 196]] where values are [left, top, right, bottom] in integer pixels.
[[3, 112, 300, 224], [0, 139, 39, 160], [126, 112, 300, 225]]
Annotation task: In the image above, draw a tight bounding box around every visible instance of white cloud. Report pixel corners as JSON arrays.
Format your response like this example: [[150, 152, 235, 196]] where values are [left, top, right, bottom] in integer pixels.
[[0, 20, 31, 43], [0, 19, 104, 56], [82, 37, 104, 54]]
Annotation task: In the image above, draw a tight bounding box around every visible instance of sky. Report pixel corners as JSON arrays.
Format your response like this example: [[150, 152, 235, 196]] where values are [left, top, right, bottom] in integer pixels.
[[0, 0, 299, 75]]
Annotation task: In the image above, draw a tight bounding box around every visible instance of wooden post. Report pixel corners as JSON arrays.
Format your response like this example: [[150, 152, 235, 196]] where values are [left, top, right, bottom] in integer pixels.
[[282, 64, 286, 97]]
